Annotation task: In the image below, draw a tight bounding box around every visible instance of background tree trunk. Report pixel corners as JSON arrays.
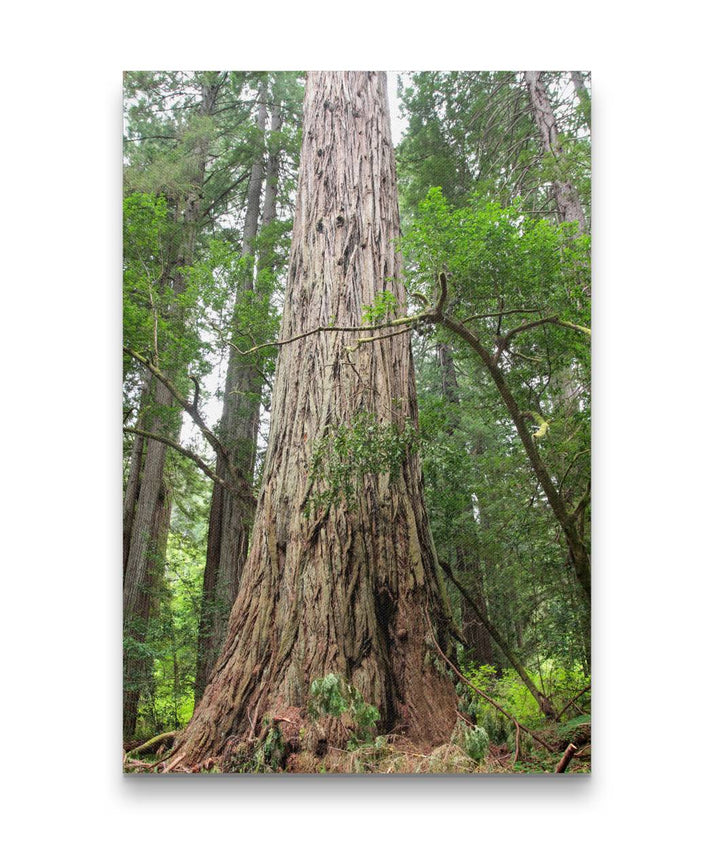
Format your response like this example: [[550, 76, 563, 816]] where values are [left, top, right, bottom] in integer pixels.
[[195, 85, 268, 702], [524, 71, 587, 231], [123, 78, 222, 738], [171, 71, 457, 768], [436, 343, 494, 666]]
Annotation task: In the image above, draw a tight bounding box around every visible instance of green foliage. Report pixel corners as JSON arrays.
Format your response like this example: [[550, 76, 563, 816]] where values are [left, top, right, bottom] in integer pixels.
[[308, 674, 381, 748], [403, 187, 590, 328], [457, 661, 591, 738], [308, 673, 347, 717], [307, 411, 418, 514], [404, 183, 591, 682], [133, 477, 209, 738], [397, 71, 589, 217], [559, 713, 591, 741], [452, 720, 490, 763], [253, 722, 286, 772], [361, 291, 398, 324]]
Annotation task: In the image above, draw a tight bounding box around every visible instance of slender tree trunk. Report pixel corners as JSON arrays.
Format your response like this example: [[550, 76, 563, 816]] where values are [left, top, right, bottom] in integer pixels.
[[195, 82, 284, 702], [571, 71, 591, 130], [170, 72, 457, 770], [123, 406, 147, 575], [524, 71, 587, 231], [123, 78, 221, 738], [123, 416, 172, 736], [458, 560, 494, 666], [436, 343, 494, 666]]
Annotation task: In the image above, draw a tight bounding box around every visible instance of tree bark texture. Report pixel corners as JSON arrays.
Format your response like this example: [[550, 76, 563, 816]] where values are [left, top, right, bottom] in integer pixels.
[[172, 72, 457, 767], [524, 71, 587, 231], [195, 85, 270, 701], [123, 77, 222, 738]]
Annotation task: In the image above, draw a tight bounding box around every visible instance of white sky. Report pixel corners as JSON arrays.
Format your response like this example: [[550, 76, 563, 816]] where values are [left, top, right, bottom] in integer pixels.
[[388, 71, 409, 145]]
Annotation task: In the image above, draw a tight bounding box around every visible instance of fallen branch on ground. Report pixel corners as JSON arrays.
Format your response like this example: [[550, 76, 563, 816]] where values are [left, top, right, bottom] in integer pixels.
[[555, 743, 578, 773], [124, 730, 178, 762]]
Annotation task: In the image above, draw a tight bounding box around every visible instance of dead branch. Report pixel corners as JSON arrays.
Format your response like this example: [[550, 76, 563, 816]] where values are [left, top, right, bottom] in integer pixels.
[[124, 347, 255, 503], [439, 560, 557, 719], [124, 427, 253, 503], [125, 730, 178, 759], [162, 753, 187, 774], [558, 685, 591, 719]]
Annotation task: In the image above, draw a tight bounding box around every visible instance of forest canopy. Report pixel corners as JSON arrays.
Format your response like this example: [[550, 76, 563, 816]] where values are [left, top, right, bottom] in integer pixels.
[[123, 70, 591, 774]]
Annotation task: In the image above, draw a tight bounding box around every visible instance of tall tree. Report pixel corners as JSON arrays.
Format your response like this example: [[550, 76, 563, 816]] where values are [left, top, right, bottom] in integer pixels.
[[195, 78, 290, 700], [434, 343, 494, 666], [524, 71, 587, 230], [167, 71, 457, 769], [194, 84, 269, 701], [123, 74, 223, 738]]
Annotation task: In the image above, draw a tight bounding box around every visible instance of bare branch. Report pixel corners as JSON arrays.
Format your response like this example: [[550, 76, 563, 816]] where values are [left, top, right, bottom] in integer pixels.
[[124, 427, 255, 505], [497, 315, 591, 359], [557, 685, 591, 719], [345, 325, 414, 354], [235, 311, 433, 357], [462, 307, 542, 325], [123, 348, 255, 501]]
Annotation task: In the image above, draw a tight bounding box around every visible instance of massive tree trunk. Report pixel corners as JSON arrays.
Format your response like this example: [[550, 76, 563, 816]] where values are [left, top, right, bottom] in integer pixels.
[[170, 71, 457, 769], [195, 82, 274, 701], [524, 71, 587, 231], [123, 77, 222, 738]]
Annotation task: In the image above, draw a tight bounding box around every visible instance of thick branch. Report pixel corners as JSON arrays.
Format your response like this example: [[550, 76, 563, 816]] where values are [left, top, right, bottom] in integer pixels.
[[438, 312, 591, 602], [125, 730, 178, 759], [555, 743, 578, 773]]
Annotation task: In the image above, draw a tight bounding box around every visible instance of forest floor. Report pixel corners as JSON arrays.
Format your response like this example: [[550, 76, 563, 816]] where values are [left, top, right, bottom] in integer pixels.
[[123, 727, 590, 775]]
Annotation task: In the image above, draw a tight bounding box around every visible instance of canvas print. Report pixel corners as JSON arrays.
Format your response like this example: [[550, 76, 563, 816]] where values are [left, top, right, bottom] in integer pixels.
[[123, 71, 591, 774]]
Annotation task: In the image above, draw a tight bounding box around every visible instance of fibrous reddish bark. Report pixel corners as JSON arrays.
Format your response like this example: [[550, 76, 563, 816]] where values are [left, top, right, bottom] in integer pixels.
[[171, 71, 457, 768]]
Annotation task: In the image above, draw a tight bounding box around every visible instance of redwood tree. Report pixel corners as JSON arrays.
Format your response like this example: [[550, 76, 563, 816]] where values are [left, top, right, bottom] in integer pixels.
[[195, 79, 290, 701], [123, 74, 223, 738], [168, 71, 457, 769], [195, 85, 269, 701]]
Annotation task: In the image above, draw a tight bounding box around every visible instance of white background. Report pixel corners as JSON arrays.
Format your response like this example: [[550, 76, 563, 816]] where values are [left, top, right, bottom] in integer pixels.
[[1, 2, 717, 853]]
